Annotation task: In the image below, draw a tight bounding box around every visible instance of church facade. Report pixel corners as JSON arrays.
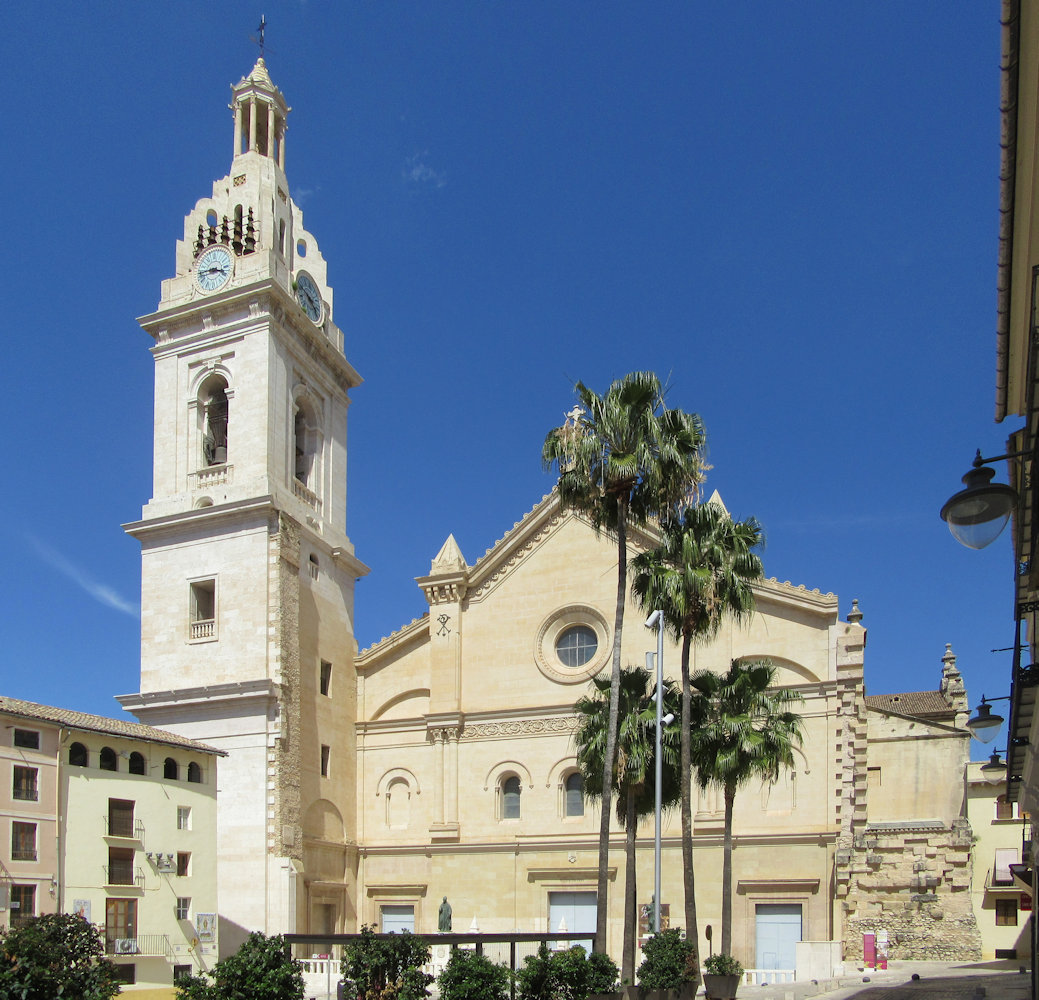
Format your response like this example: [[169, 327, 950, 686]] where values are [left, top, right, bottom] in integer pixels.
[[117, 59, 982, 971]]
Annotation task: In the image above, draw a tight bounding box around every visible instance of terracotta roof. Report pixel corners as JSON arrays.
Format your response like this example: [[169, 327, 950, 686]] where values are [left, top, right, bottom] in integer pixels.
[[864, 690, 955, 717], [0, 696, 224, 755]]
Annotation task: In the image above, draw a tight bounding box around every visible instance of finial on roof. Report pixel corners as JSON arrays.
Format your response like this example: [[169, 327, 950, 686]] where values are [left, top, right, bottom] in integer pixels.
[[940, 643, 966, 708], [430, 534, 467, 574], [847, 599, 863, 624], [705, 489, 729, 516]]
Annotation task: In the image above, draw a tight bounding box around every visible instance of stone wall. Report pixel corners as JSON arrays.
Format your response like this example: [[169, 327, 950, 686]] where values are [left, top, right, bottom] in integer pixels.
[[839, 818, 981, 961]]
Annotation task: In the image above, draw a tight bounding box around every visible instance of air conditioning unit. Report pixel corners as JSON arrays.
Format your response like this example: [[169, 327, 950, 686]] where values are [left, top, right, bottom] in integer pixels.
[[115, 938, 139, 955]]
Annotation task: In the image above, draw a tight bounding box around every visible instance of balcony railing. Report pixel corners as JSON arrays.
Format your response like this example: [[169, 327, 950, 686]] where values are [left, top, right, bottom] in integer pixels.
[[104, 865, 144, 888], [190, 619, 216, 640], [12, 786, 38, 802], [10, 848, 37, 862], [293, 478, 323, 514], [106, 934, 172, 958], [744, 970, 795, 986], [106, 817, 145, 840], [189, 464, 233, 490], [988, 867, 1019, 888]]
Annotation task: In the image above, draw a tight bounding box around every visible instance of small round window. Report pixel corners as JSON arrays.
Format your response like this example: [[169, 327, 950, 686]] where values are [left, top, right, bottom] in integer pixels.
[[555, 625, 598, 668]]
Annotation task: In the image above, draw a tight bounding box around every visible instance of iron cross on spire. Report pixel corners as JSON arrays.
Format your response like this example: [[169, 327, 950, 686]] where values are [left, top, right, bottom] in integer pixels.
[[251, 15, 268, 57]]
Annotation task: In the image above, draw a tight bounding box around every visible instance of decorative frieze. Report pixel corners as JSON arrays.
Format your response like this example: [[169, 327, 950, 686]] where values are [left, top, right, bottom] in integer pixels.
[[458, 717, 578, 741]]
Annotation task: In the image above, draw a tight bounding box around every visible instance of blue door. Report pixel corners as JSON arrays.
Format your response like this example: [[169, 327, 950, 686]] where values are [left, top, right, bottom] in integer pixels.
[[755, 903, 801, 970], [549, 891, 596, 952]]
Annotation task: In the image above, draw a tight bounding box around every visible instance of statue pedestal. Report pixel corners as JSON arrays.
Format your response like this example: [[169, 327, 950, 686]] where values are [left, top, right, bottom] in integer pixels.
[[431, 943, 451, 977]]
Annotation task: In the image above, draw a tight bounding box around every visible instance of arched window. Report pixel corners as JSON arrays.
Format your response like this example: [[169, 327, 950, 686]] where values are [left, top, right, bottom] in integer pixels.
[[294, 405, 315, 488], [164, 758, 179, 780], [201, 376, 229, 467], [100, 747, 117, 771], [565, 772, 584, 817], [187, 762, 202, 784], [69, 742, 88, 767], [502, 776, 521, 820], [128, 751, 145, 775]]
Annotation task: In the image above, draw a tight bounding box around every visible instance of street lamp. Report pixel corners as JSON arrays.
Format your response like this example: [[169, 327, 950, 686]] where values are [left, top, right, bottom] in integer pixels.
[[966, 695, 1009, 744], [940, 450, 1019, 550], [980, 750, 1008, 785], [645, 610, 665, 938]]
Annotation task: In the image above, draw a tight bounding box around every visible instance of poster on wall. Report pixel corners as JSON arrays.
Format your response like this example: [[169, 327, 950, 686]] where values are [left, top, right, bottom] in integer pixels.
[[196, 913, 216, 943], [638, 902, 670, 945], [73, 899, 91, 923]]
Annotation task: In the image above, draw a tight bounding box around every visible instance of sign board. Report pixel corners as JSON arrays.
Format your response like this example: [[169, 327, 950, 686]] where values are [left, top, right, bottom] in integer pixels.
[[638, 902, 670, 945], [196, 913, 216, 943]]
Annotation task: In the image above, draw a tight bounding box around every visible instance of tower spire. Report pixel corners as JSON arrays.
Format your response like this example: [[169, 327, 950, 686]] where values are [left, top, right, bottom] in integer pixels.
[[231, 53, 290, 168]]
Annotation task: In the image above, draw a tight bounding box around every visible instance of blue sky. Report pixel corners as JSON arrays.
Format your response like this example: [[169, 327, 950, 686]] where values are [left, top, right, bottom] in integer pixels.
[[0, 4, 1013, 753]]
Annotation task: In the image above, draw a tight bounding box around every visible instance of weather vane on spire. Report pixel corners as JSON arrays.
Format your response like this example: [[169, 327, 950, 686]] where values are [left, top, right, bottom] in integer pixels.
[[251, 15, 268, 58]]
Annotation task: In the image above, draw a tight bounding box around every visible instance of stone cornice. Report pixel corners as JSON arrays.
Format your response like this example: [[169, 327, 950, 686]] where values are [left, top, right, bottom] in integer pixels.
[[117, 678, 279, 717], [357, 829, 837, 858], [140, 278, 361, 392], [123, 496, 278, 540], [356, 615, 429, 667]]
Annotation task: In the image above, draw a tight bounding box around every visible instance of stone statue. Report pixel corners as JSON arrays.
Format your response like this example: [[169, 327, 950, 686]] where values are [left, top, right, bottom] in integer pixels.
[[438, 896, 452, 932]]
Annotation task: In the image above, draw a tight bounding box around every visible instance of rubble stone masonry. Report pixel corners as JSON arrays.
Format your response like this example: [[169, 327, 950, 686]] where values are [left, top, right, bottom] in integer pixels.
[[839, 818, 982, 961]]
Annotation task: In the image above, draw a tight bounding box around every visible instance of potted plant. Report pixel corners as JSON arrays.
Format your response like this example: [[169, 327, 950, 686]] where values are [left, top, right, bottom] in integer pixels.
[[636, 929, 697, 1000], [702, 954, 743, 1000]]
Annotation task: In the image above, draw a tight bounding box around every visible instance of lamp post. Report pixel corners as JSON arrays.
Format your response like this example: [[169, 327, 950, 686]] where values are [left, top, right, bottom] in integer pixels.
[[645, 610, 666, 938]]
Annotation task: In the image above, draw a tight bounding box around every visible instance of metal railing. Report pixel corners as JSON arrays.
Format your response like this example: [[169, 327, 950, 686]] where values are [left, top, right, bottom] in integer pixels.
[[106, 934, 172, 958], [106, 817, 145, 840], [287, 931, 598, 1000], [104, 864, 144, 888]]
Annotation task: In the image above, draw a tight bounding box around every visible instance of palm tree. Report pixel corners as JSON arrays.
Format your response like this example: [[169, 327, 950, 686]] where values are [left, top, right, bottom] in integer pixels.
[[631, 501, 764, 981], [543, 372, 705, 955], [574, 666, 681, 984], [690, 660, 804, 957]]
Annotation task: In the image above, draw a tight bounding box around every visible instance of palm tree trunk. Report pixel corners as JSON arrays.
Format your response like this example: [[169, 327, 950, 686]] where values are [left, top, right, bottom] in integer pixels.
[[595, 494, 629, 956], [679, 631, 700, 984], [622, 787, 638, 984], [721, 781, 736, 956]]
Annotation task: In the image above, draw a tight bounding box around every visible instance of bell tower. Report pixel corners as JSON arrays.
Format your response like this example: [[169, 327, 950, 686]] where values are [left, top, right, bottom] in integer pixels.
[[119, 59, 367, 953]]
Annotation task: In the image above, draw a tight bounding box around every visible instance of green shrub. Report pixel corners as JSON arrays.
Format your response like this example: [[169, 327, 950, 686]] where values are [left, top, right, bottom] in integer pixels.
[[437, 948, 511, 1000], [636, 929, 696, 990], [516, 944, 619, 1000], [341, 925, 433, 1000], [0, 913, 120, 1000], [516, 944, 555, 1000], [174, 931, 303, 1000], [586, 952, 622, 995], [703, 954, 742, 977]]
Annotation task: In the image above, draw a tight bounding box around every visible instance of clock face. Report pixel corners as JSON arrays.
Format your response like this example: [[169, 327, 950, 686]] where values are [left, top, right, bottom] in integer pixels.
[[195, 246, 233, 292], [295, 271, 323, 323]]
